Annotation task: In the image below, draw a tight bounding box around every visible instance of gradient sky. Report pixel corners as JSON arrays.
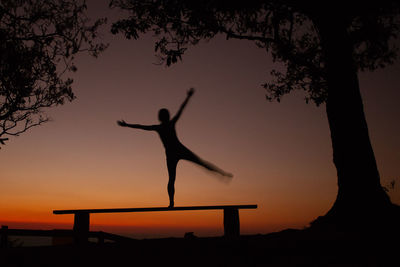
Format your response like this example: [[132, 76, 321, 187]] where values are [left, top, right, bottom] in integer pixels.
[[1, 1, 399, 238]]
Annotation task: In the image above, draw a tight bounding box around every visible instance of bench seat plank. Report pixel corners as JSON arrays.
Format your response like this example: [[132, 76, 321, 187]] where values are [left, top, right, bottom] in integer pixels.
[[53, 205, 257, 214]]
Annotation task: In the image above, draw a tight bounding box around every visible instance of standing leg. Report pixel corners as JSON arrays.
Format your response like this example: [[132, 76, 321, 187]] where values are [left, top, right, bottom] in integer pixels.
[[167, 157, 178, 208]]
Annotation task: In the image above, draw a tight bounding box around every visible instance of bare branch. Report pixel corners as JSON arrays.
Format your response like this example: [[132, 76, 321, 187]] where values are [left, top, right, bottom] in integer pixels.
[[0, 0, 106, 144]]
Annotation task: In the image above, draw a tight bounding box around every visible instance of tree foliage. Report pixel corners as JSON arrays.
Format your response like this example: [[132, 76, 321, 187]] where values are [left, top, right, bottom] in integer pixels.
[[110, 0, 399, 105], [0, 0, 107, 147]]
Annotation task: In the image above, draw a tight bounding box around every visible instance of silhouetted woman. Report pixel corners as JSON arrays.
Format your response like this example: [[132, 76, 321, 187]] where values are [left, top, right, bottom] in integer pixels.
[[117, 88, 232, 207]]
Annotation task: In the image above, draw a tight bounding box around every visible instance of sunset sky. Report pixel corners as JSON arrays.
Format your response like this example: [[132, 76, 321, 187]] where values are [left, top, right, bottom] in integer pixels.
[[1, 1, 399, 238]]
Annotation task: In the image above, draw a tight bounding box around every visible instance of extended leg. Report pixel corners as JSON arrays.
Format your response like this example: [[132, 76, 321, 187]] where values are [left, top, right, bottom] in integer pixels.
[[167, 157, 178, 208], [181, 147, 233, 178]]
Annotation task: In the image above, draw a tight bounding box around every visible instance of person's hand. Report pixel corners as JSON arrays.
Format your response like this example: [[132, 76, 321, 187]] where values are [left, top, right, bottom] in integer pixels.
[[117, 120, 127, 127], [187, 87, 195, 97]]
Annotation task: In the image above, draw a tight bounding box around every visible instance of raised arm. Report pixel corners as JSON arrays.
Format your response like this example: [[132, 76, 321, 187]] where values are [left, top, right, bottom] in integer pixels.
[[117, 120, 157, 131], [172, 88, 195, 123]]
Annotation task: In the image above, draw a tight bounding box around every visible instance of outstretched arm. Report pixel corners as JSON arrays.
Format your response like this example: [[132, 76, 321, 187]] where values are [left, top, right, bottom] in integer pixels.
[[172, 88, 195, 123], [117, 120, 157, 131]]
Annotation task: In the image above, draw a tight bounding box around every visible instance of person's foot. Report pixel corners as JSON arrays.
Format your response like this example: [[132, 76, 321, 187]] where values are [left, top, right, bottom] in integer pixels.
[[224, 172, 233, 178], [168, 201, 174, 208], [216, 171, 233, 183]]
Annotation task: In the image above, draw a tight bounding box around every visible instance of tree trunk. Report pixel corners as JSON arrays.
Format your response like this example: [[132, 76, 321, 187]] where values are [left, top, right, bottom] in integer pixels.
[[312, 16, 394, 230]]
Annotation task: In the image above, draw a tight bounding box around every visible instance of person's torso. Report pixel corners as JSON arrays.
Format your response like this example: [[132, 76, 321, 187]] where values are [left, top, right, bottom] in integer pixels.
[[156, 121, 182, 152]]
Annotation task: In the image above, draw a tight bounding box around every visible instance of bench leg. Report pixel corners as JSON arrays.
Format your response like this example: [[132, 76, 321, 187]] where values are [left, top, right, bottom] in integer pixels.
[[223, 208, 239, 237], [1, 225, 8, 248], [73, 212, 90, 245]]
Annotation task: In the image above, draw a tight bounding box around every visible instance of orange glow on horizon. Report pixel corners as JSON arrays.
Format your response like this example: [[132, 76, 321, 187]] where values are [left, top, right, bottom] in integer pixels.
[[1, 200, 319, 238]]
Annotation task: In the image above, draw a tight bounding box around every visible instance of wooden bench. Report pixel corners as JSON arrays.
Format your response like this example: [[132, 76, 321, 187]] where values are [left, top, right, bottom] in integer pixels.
[[53, 205, 257, 244]]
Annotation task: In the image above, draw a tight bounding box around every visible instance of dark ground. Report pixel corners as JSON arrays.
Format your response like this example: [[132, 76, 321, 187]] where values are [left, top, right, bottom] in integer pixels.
[[1, 228, 399, 267]]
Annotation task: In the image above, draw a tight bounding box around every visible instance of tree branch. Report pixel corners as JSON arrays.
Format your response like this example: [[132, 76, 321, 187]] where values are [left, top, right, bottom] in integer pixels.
[[220, 28, 275, 43]]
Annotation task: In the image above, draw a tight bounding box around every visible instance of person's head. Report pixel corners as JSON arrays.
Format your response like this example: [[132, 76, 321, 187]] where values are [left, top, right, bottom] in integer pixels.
[[158, 108, 170, 123]]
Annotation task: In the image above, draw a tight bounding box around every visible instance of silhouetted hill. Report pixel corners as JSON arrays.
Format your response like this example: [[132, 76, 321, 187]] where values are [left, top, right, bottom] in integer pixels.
[[1, 228, 399, 267]]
